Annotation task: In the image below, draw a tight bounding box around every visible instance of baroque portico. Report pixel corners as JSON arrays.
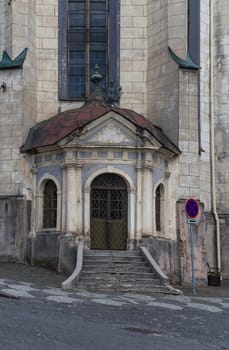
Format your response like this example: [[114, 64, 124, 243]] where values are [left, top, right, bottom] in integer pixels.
[[21, 98, 180, 270]]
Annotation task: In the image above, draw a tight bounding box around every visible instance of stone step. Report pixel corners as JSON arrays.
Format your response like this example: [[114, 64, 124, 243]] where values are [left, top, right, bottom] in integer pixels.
[[84, 250, 142, 257], [75, 282, 174, 294], [73, 249, 178, 295], [83, 256, 145, 263], [82, 266, 152, 273], [80, 272, 157, 280]]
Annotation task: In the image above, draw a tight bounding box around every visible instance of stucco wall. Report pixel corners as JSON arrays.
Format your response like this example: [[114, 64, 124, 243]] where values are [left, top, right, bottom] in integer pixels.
[[176, 201, 216, 285], [0, 196, 30, 262], [0, 70, 24, 195]]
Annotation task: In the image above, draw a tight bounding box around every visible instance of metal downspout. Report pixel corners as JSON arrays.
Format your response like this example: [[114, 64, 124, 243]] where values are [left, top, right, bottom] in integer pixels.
[[210, 0, 221, 273]]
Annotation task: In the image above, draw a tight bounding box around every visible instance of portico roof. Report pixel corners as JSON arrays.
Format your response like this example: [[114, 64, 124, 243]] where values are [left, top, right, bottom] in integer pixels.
[[21, 101, 180, 155]]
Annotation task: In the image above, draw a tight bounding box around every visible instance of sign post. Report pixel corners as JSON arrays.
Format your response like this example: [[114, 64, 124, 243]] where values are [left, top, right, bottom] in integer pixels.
[[185, 198, 200, 296]]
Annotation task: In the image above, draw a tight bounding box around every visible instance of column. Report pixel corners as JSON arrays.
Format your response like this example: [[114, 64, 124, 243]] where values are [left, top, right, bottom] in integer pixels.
[[142, 164, 153, 236], [65, 164, 77, 233], [30, 166, 37, 237], [75, 164, 83, 234], [136, 163, 142, 239]]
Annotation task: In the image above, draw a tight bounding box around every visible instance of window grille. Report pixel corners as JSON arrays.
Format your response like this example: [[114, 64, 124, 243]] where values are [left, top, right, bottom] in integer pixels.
[[43, 180, 57, 228], [59, 0, 120, 100]]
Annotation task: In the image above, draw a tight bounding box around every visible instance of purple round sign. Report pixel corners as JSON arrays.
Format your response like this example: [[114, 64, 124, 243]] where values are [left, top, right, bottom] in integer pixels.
[[185, 198, 199, 219]]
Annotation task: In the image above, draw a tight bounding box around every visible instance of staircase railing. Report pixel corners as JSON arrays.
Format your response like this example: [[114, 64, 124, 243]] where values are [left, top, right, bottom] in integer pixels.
[[140, 246, 169, 283], [62, 241, 84, 289]]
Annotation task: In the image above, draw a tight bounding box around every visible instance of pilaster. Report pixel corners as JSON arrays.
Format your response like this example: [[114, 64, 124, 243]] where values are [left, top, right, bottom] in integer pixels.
[[64, 163, 77, 234], [142, 161, 153, 236], [136, 162, 142, 239]]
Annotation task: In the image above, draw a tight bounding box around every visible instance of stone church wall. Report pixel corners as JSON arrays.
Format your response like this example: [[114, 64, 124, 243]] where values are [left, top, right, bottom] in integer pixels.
[[0, 0, 6, 53], [0, 196, 31, 262], [176, 201, 216, 285], [219, 215, 229, 279], [214, 0, 229, 278], [0, 69, 24, 195]]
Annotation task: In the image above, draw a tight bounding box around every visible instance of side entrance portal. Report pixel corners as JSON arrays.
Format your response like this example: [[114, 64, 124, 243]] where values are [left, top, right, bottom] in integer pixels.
[[90, 173, 128, 250]]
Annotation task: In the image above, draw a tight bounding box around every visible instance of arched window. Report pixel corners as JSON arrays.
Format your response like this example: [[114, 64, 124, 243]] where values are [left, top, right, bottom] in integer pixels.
[[155, 184, 164, 233], [59, 0, 120, 99], [43, 180, 57, 228]]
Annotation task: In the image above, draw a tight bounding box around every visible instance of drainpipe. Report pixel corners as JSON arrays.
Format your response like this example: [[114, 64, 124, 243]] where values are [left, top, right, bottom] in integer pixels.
[[209, 0, 221, 273]]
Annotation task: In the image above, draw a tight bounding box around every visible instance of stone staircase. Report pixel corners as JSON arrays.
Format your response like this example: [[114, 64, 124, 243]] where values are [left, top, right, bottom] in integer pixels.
[[74, 249, 180, 294]]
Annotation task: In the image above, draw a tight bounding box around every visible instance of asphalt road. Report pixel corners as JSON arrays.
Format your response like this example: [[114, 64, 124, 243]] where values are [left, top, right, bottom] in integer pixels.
[[0, 292, 228, 350]]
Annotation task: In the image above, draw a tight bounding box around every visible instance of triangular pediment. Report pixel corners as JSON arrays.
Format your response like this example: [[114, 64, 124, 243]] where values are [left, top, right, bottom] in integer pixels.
[[58, 111, 162, 150], [89, 122, 133, 144]]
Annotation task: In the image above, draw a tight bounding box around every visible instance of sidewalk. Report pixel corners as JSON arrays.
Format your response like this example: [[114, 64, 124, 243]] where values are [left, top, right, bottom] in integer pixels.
[[0, 262, 67, 288], [0, 261, 229, 298], [176, 279, 229, 298]]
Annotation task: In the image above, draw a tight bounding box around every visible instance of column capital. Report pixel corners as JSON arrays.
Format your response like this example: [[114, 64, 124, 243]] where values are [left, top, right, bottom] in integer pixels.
[[135, 162, 142, 171], [142, 162, 153, 171], [63, 161, 83, 169], [165, 171, 171, 179], [31, 167, 37, 174]]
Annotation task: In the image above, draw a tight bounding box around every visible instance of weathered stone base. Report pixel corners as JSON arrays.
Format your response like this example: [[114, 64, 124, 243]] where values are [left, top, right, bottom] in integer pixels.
[[58, 234, 77, 275], [219, 214, 229, 279], [0, 196, 31, 262], [176, 201, 216, 286], [136, 237, 179, 284], [27, 232, 60, 271]]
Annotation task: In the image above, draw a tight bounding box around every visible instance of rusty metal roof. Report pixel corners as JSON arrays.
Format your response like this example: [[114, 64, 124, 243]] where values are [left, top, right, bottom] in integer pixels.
[[21, 101, 180, 155]]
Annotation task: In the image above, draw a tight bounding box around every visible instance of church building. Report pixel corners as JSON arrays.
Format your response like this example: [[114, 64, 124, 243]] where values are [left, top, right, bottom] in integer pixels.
[[0, 0, 228, 285]]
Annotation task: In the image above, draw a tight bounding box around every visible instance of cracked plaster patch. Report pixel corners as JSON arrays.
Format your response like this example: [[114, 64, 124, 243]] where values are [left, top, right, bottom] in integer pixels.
[[1, 288, 35, 299], [46, 295, 81, 304], [190, 297, 223, 304], [147, 302, 183, 311], [6, 284, 37, 292], [186, 303, 222, 313], [91, 298, 126, 307], [75, 291, 108, 299], [43, 288, 71, 296], [220, 303, 229, 308], [123, 293, 156, 302], [0, 279, 8, 285]]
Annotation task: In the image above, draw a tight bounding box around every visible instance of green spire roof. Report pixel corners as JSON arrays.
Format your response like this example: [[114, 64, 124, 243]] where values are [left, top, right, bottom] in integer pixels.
[[168, 47, 200, 70], [0, 48, 28, 69]]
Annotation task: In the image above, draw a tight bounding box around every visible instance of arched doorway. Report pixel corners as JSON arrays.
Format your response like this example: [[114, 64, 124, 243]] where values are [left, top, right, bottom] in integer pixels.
[[90, 173, 128, 250]]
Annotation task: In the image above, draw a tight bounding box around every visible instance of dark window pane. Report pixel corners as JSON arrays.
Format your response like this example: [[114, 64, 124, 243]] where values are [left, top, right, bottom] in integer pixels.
[[68, 30, 86, 43], [90, 30, 106, 43], [69, 64, 85, 75], [69, 12, 85, 27], [62, 0, 112, 99], [69, 75, 86, 97], [69, 50, 85, 64], [156, 186, 161, 231], [43, 180, 57, 228]]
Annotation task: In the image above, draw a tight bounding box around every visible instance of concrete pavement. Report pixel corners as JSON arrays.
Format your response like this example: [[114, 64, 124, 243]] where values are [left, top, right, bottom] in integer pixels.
[[0, 261, 229, 298]]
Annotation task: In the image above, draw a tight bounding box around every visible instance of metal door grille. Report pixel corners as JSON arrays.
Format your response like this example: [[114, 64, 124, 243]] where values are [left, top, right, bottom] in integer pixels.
[[90, 174, 127, 250]]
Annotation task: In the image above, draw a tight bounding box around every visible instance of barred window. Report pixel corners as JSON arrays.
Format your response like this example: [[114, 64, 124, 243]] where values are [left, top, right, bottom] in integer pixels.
[[155, 184, 164, 233], [43, 180, 57, 228], [155, 186, 161, 232], [59, 0, 120, 100]]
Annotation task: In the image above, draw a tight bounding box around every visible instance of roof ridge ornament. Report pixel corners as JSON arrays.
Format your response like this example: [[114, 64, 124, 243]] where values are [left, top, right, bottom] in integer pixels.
[[90, 64, 103, 92], [89, 64, 122, 106], [106, 81, 122, 106]]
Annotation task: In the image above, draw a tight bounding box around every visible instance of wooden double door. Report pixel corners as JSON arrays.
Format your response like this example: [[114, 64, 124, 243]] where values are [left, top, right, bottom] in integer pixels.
[[90, 173, 128, 250]]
